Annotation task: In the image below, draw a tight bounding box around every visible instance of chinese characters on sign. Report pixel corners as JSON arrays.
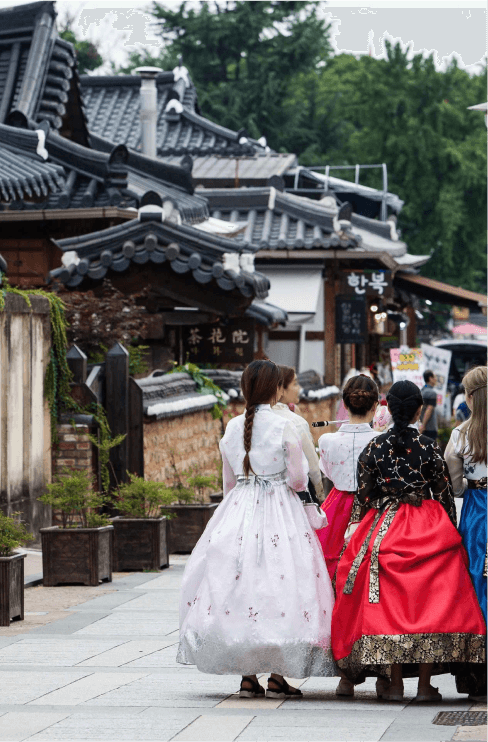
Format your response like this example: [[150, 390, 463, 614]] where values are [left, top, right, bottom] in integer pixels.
[[341, 270, 392, 298], [335, 296, 367, 344], [182, 320, 255, 363]]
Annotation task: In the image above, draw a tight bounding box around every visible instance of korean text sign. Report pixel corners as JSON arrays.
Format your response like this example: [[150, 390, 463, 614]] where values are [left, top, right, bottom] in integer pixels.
[[335, 295, 367, 344], [183, 320, 255, 363], [341, 270, 392, 298]]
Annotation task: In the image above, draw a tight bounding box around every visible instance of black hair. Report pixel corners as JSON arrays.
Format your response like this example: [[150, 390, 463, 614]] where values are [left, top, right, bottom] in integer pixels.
[[343, 374, 378, 416], [423, 369, 434, 384], [386, 380, 423, 451]]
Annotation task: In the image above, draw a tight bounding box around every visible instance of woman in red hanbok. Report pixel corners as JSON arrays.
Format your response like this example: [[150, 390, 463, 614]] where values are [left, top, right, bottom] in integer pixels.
[[332, 380, 486, 702]]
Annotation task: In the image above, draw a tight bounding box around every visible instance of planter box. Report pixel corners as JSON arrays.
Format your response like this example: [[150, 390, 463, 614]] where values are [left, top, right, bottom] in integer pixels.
[[111, 517, 169, 571], [40, 526, 113, 587], [0, 552, 25, 626], [209, 491, 224, 504], [166, 503, 218, 553]]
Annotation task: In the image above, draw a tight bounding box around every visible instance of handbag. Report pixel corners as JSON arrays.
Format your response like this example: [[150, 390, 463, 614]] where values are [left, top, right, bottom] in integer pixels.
[[297, 490, 328, 530]]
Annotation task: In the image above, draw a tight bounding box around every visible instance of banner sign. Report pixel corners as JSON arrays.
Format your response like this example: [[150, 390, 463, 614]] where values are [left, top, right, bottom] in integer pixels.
[[421, 343, 452, 409], [390, 347, 424, 388], [341, 270, 393, 298], [336, 295, 367, 344], [183, 319, 255, 364]]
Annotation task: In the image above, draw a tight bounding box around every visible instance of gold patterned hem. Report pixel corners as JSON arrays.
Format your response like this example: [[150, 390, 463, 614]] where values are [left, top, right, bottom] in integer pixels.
[[337, 632, 486, 682]]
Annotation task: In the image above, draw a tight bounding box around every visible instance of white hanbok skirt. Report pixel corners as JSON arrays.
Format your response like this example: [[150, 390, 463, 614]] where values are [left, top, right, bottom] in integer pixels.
[[177, 472, 337, 677]]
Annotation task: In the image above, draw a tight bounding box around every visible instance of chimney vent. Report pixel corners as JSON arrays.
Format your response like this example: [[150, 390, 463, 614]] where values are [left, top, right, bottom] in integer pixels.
[[134, 67, 161, 159]]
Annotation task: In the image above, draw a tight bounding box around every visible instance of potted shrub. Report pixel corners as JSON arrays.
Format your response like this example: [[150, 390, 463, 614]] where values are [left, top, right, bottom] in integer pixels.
[[209, 458, 224, 504], [39, 468, 113, 587], [0, 511, 33, 626], [165, 457, 219, 553], [111, 475, 176, 571]]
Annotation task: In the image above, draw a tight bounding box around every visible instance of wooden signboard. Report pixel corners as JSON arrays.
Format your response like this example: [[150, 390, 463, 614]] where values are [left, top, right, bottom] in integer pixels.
[[335, 295, 367, 344], [182, 319, 255, 363]]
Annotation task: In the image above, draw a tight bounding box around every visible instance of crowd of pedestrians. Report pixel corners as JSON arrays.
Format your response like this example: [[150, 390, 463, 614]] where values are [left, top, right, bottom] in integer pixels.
[[177, 360, 487, 703]]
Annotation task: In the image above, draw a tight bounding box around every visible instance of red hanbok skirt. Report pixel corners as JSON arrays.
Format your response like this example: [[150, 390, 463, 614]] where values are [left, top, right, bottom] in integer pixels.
[[332, 500, 486, 681], [316, 487, 355, 580]]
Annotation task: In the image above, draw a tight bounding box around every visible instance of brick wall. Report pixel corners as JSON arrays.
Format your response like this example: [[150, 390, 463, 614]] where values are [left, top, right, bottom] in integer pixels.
[[51, 424, 100, 527], [143, 411, 223, 490]]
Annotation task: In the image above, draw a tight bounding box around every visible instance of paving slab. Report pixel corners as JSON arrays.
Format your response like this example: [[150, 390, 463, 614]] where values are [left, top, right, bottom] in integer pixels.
[[0, 671, 90, 704], [379, 722, 456, 741], [172, 713, 254, 741], [74, 612, 178, 637], [0, 711, 69, 742], [30, 712, 201, 741], [452, 726, 487, 741], [29, 671, 148, 705], [28, 612, 111, 635], [78, 639, 177, 667], [0, 638, 124, 666]]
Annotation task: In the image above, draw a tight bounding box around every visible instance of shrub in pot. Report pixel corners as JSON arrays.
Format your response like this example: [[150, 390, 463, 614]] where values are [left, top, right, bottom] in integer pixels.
[[0, 511, 34, 626], [38, 468, 113, 587], [165, 461, 219, 554], [111, 475, 178, 571]]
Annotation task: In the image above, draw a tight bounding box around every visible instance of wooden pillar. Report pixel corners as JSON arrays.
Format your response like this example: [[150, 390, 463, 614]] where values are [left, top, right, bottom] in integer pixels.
[[105, 343, 129, 489], [406, 306, 417, 348], [66, 345, 87, 384], [324, 270, 336, 384]]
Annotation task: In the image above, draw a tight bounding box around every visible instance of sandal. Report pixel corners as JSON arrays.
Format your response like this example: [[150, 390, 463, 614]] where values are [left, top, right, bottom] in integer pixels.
[[336, 678, 354, 697], [375, 677, 391, 699], [414, 685, 442, 703], [239, 676, 265, 698], [382, 685, 404, 701], [266, 677, 303, 699]]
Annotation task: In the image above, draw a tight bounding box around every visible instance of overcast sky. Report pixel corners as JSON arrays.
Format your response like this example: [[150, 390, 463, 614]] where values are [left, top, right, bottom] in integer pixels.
[[1, 0, 486, 76]]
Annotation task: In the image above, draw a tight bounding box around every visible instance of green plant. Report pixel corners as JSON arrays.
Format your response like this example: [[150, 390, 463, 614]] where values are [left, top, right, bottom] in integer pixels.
[[186, 468, 218, 505], [38, 468, 111, 529], [88, 342, 149, 376], [82, 408, 127, 491], [0, 511, 34, 556], [116, 473, 178, 518], [168, 451, 197, 505], [169, 362, 227, 419]]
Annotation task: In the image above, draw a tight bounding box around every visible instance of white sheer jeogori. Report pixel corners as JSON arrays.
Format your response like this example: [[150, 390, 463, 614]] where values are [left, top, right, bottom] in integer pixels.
[[177, 405, 336, 677]]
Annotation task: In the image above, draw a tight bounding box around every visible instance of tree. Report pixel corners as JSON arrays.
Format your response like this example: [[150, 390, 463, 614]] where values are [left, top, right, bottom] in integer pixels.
[[59, 10, 103, 75], [117, 1, 332, 148]]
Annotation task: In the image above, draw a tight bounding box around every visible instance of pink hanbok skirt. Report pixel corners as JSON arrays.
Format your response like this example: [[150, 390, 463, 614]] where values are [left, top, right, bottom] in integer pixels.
[[316, 487, 355, 581]]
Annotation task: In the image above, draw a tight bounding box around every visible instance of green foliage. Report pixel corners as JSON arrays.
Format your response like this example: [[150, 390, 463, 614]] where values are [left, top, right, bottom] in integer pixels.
[[185, 468, 218, 504], [170, 361, 227, 419], [0, 511, 34, 556], [38, 468, 111, 529], [116, 473, 179, 518], [85, 410, 127, 492], [167, 451, 199, 505], [60, 29, 103, 74], [88, 342, 150, 376]]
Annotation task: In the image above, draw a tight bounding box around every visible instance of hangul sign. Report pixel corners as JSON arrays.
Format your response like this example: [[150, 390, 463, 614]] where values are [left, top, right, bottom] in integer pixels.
[[183, 319, 255, 363], [341, 270, 392, 298], [335, 295, 367, 344], [390, 347, 424, 388]]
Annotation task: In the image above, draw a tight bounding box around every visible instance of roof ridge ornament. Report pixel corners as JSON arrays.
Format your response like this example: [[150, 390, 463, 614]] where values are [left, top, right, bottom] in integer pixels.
[[173, 64, 190, 88], [223, 252, 241, 273], [35, 128, 48, 160]]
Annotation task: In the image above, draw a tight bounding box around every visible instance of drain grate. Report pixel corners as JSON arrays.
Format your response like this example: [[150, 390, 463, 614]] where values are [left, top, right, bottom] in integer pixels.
[[433, 711, 487, 726]]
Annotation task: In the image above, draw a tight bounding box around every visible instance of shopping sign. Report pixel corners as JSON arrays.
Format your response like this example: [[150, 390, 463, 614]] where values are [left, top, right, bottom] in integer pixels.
[[341, 270, 393, 298], [390, 347, 424, 388], [182, 319, 255, 363], [421, 343, 452, 409]]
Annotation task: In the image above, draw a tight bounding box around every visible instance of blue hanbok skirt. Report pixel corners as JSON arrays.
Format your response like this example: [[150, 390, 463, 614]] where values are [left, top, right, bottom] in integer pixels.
[[459, 487, 487, 623]]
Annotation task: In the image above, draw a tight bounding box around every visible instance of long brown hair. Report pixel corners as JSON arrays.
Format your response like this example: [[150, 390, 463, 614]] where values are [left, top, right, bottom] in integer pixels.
[[278, 365, 295, 389], [343, 374, 379, 416], [461, 366, 487, 465], [240, 360, 281, 477]]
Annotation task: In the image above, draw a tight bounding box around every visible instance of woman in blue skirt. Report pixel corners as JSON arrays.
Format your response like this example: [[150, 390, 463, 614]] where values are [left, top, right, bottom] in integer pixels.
[[446, 365, 487, 698]]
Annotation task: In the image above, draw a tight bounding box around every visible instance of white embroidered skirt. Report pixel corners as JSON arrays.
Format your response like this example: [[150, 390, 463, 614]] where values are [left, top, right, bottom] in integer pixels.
[[177, 473, 336, 677]]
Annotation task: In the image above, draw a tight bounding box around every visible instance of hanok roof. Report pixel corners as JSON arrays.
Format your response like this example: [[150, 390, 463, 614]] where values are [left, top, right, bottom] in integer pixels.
[[165, 152, 297, 188], [137, 371, 220, 420], [202, 187, 360, 251], [0, 1, 89, 144], [80, 73, 266, 158], [0, 121, 209, 222], [49, 212, 270, 306]]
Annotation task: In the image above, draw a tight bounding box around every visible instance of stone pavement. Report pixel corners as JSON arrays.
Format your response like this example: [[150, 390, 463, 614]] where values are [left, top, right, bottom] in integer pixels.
[[0, 555, 484, 742]]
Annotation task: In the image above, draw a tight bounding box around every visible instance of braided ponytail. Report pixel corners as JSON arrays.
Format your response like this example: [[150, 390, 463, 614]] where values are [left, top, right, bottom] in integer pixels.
[[240, 360, 282, 477], [386, 380, 423, 451]]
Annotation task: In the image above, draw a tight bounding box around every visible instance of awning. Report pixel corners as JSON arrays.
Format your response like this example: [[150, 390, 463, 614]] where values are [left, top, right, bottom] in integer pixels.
[[394, 273, 487, 311], [259, 268, 323, 323]]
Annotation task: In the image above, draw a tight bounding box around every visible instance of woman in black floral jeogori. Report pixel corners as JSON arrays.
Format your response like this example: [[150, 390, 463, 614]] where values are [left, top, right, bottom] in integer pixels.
[[331, 380, 486, 703]]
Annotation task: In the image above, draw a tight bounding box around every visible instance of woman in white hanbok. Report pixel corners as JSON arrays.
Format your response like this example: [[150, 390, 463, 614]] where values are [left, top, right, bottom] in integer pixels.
[[177, 360, 336, 698]]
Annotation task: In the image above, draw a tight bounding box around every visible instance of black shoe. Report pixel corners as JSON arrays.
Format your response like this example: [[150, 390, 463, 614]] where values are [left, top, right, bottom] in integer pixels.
[[266, 677, 303, 699], [239, 676, 265, 698]]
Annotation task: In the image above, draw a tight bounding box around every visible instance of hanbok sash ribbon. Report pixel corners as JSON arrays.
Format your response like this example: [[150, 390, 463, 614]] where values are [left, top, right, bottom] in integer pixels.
[[235, 470, 287, 571], [343, 501, 399, 604]]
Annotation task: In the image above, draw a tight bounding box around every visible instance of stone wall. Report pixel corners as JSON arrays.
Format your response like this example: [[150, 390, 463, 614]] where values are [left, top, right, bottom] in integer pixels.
[[143, 410, 223, 489]]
